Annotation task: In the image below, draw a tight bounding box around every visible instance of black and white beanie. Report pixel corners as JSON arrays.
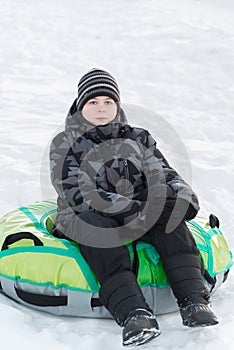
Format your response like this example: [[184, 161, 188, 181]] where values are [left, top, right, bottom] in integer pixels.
[[76, 68, 121, 111]]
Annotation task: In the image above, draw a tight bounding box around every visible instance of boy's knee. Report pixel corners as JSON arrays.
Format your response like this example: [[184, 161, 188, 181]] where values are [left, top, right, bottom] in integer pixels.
[[66, 211, 122, 248]]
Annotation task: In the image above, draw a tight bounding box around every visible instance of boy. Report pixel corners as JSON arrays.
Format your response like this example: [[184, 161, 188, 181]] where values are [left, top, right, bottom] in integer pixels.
[[50, 68, 218, 347]]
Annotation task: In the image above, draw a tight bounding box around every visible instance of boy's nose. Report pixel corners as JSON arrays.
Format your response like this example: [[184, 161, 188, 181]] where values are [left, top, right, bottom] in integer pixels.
[[98, 104, 106, 110]]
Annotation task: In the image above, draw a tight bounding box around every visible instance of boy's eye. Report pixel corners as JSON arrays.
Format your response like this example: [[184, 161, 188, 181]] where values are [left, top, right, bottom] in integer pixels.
[[88, 100, 113, 105]]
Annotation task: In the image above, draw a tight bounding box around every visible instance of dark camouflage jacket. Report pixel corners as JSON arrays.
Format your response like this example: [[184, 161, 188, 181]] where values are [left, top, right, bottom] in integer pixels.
[[50, 99, 199, 236]]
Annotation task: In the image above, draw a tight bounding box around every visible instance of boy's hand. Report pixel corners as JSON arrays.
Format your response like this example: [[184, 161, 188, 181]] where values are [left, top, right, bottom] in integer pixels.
[[156, 198, 198, 232]]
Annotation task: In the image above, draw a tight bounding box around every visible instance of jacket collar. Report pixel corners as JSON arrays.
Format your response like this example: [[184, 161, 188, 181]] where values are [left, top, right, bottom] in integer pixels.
[[82, 122, 125, 143]]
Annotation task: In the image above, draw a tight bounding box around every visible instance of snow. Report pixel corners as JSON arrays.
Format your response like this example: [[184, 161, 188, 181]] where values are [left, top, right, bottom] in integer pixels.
[[0, 0, 234, 348]]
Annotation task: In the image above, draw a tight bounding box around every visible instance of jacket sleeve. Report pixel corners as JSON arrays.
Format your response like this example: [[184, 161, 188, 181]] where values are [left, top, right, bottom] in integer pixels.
[[49, 132, 144, 219], [141, 130, 200, 212]]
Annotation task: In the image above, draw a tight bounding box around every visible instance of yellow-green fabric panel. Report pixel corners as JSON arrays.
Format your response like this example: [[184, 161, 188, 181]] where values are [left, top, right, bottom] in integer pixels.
[[45, 212, 57, 233], [22, 201, 57, 224], [186, 221, 207, 246], [0, 209, 67, 250], [210, 233, 232, 273], [191, 215, 211, 230], [199, 250, 209, 270], [0, 209, 32, 241], [0, 252, 92, 290]]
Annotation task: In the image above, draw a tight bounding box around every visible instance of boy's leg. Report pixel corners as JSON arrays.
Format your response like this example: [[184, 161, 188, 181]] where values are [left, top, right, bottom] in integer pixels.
[[141, 221, 218, 326], [66, 211, 152, 325], [81, 243, 161, 346], [141, 221, 209, 303], [70, 211, 161, 345]]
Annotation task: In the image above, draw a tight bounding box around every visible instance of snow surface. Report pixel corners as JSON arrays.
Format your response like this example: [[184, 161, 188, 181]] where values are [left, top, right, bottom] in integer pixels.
[[1, 0, 234, 348]]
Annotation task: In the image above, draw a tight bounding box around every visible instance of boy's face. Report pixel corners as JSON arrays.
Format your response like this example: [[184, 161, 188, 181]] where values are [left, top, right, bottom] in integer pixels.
[[82, 96, 118, 126]]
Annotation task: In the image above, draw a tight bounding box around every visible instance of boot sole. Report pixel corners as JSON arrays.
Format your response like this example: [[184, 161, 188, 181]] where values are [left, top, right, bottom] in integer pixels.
[[123, 329, 161, 347], [183, 319, 219, 327]]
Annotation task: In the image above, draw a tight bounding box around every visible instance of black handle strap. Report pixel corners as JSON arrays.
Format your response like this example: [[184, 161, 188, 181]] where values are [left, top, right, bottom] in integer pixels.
[[209, 214, 220, 229], [204, 270, 216, 286], [91, 298, 103, 308], [15, 287, 67, 307], [1, 232, 44, 251]]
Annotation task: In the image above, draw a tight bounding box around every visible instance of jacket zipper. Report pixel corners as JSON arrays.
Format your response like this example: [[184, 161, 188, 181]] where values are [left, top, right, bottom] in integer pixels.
[[123, 159, 129, 180], [124, 159, 130, 192]]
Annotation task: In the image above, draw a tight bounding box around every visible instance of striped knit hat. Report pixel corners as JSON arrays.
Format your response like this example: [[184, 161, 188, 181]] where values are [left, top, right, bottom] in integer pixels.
[[76, 68, 121, 111]]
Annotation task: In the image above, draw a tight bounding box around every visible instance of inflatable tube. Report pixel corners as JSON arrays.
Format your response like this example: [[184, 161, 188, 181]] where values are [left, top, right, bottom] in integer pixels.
[[0, 200, 232, 318]]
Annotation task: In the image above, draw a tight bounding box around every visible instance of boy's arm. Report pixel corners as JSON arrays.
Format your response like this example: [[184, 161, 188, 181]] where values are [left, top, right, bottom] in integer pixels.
[[141, 130, 200, 219]]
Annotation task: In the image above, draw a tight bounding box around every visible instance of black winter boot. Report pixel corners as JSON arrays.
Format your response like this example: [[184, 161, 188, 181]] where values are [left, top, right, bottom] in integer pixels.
[[179, 294, 219, 327], [122, 308, 161, 347]]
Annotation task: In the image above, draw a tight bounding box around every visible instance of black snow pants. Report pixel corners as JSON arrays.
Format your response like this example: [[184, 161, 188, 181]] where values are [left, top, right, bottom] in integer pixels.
[[61, 211, 209, 326]]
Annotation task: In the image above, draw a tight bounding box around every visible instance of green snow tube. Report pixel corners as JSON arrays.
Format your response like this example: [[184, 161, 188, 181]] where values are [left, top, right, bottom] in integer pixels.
[[0, 200, 232, 317]]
